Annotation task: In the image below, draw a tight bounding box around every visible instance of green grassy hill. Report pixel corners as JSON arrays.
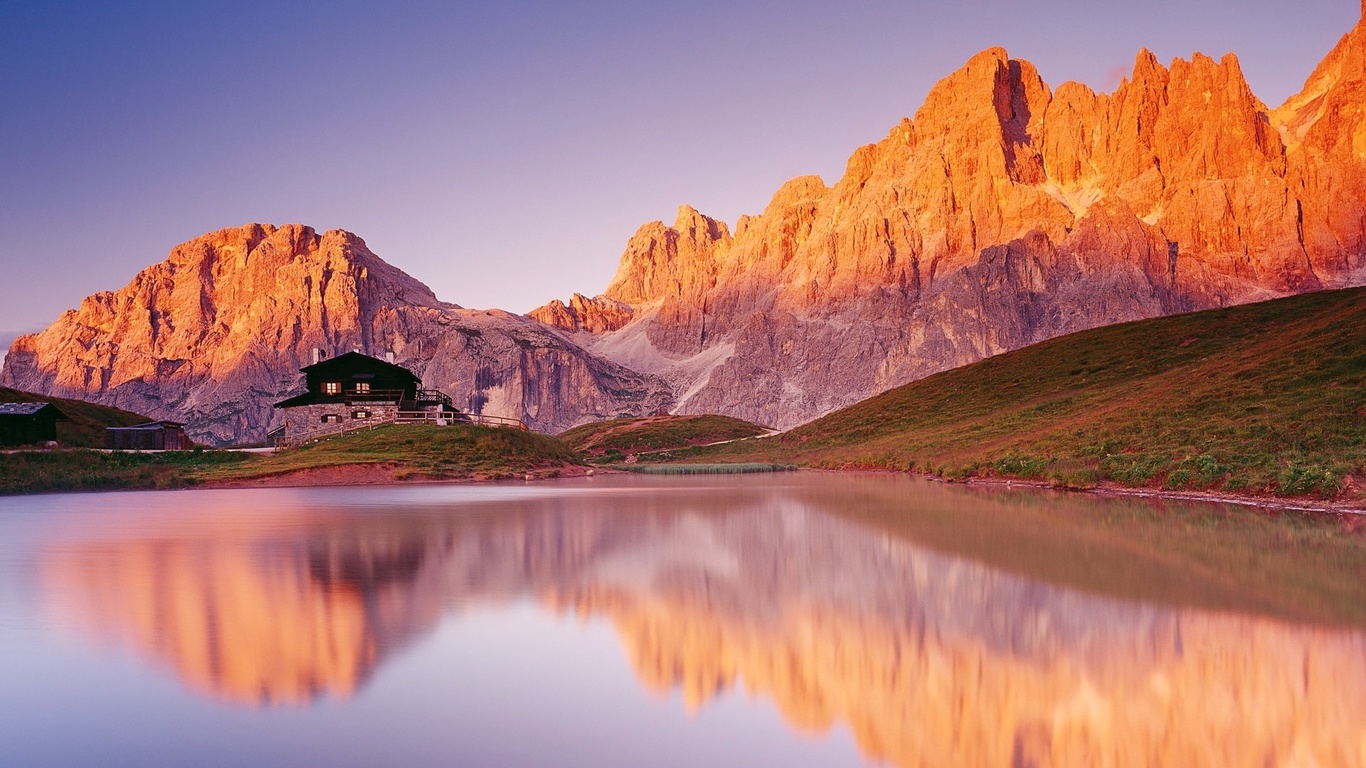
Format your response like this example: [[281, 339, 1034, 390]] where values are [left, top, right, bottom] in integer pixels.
[[559, 414, 769, 460], [0, 423, 582, 495], [0, 386, 151, 447], [678, 287, 1366, 500], [198, 423, 581, 483]]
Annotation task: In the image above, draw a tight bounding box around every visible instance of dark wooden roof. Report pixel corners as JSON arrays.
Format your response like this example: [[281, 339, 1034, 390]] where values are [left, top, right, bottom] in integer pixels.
[[274, 352, 423, 409], [273, 392, 317, 409], [0, 402, 68, 419], [106, 421, 185, 431], [299, 352, 420, 383]]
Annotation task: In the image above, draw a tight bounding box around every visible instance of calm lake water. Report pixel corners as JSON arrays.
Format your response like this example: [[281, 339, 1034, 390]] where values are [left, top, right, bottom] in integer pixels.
[[1, 473, 1364, 767]]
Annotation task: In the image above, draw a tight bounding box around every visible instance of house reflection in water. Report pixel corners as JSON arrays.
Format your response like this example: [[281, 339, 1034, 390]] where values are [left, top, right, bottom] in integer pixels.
[[39, 480, 1366, 766]]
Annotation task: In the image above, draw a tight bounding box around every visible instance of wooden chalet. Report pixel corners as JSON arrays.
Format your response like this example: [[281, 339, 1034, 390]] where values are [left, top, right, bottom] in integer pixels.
[[104, 421, 191, 451], [270, 352, 462, 446], [0, 402, 68, 446]]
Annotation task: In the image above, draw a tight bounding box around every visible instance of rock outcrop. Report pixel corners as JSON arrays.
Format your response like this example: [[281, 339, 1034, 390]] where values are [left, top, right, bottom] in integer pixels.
[[537, 9, 1366, 428], [1, 224, 671, 444]]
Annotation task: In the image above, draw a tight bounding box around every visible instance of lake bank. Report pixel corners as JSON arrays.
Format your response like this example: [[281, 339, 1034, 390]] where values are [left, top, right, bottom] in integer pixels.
[[0, 423, 582, 495], [4, 450, 1364, 517], [922, 472, 1366, 516]]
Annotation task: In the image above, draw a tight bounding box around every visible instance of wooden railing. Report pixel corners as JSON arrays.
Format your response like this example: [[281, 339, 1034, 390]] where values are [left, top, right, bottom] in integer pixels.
[[334, 388, 408, 403], [415, 389, 454, 407], [396, 410, 461, 425], [395, 411, 528, 429], [465, 413, 529, 430]]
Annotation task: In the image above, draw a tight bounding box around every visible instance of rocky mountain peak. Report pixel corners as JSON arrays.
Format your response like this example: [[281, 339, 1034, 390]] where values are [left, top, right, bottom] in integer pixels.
[[674, 205, 729, 242], [3, 224, 671, 443], [10, 13, 1366, 440], [1275, 5, 1366, 151], [541, 16, 1366, 429], [600, 206, 732, 307]]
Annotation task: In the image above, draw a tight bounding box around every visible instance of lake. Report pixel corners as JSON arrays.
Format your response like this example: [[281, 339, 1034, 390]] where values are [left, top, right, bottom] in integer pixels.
[[1, 473, 1363, 767]]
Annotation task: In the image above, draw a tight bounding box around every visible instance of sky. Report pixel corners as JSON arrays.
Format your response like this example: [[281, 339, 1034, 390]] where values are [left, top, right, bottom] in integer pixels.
[[1, 0, 1360, 347]]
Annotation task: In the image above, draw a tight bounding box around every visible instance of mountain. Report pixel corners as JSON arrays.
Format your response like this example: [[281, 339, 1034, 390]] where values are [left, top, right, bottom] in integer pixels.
[[676, 286, 1366, 498], [7, 10, 1366, 441], [533, 8, 1366, 428], [0, 224, 670, 444]]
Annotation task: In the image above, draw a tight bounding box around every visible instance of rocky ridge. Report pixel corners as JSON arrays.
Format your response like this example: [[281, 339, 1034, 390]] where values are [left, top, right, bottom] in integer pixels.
[[1, 224, 670, 444], [7, 10, 1366, 439], [537, 8, 1366, 428]]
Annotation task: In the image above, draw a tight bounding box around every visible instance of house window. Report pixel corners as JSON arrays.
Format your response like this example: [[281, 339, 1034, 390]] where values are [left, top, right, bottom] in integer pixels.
[[352, 409, 370, 420], [321, 414, 341, 424], [354, 382, 371, 394], [323, 381, 341, 395]]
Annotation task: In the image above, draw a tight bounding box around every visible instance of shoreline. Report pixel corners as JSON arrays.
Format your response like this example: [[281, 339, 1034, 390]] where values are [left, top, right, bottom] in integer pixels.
[[3, 458, 1362, 514], [916, 473, 1366, 515], [198, 461, 599, 490]]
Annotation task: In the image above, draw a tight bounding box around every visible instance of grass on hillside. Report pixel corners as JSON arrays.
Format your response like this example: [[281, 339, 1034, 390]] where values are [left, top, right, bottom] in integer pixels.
[[673, 287, 1366, 500], [0, 449, 250, 494], [0, 386, 151, 447], [559, 415, 768, 462], [193, 423, 581, 483], [0, 424, 582, 495]]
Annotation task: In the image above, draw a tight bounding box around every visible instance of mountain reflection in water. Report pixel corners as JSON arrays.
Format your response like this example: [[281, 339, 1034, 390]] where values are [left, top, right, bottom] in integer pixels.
[[37, 476, 1366, 767]]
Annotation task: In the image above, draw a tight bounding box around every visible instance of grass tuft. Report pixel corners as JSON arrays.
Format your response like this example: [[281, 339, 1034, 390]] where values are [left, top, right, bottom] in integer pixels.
[[560, 415, 767, 459]]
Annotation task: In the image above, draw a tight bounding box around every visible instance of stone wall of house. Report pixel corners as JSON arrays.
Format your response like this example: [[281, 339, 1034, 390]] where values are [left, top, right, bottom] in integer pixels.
[[280, 401, 400, 441]]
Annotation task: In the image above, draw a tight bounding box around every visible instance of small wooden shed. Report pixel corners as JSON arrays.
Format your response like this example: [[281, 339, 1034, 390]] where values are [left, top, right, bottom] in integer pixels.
[[0, 402, 68, 446], [104, 421, 191, 451]]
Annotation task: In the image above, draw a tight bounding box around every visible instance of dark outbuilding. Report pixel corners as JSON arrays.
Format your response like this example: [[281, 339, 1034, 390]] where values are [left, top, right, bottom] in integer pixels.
[[104, 421, 191, 451], [0, 402, 68, 446]]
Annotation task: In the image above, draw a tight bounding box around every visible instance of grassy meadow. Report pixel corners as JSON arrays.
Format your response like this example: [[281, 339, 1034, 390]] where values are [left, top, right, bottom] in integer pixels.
[[559, 414, 769, 461], [0, 424, 581, 495], [196, 423, 580, 483]]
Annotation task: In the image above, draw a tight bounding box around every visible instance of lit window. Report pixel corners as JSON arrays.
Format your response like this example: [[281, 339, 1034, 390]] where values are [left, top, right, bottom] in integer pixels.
[[323, 382, 341, 395], [355, 382, 371, 394], [352, 410, 370, 419], [321, 414, 341, 424]]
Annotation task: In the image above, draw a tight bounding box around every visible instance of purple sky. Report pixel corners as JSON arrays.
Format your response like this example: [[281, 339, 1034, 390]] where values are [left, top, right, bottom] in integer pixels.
[[1, 1, 1359, 344]]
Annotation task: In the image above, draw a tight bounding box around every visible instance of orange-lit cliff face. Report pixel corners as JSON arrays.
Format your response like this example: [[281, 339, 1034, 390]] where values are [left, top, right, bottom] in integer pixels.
[[8, 16, 1366, 439], [535, 9, 1366, 429], [38, 481, 1366, 766], [556, 577, 1366, 768], [43, 526, 448, 706], [0, 224, 671, 444]]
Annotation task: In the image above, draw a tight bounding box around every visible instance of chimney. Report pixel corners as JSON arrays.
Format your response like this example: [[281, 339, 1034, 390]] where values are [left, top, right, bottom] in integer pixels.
[[385, 351, 395, 363], [312, 348, 321, 365]]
